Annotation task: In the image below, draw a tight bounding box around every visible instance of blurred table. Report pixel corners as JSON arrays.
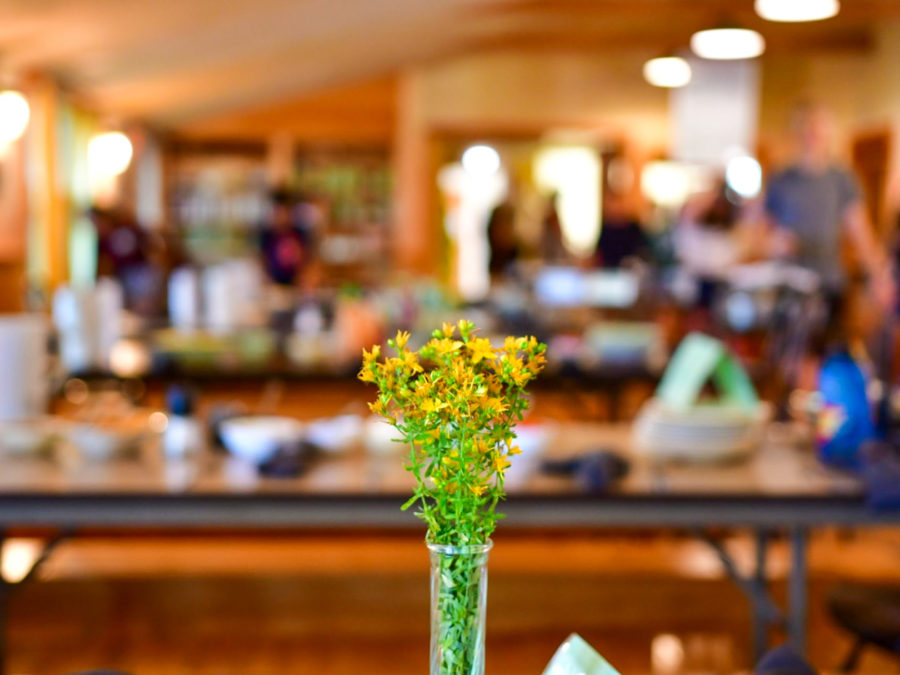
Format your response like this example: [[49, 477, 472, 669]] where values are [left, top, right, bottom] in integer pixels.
[[0, 423, 891, 669], [0, 424, 869, 526]]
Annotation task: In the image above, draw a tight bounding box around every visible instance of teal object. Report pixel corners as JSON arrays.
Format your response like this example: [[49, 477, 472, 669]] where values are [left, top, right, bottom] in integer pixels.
[[655, 332, 758, 412], [543, 634, 621, 675]]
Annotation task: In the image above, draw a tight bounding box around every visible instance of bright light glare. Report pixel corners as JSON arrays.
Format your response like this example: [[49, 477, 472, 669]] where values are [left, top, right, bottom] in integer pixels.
[[109, 338, 151, 377], [88, 131, 133, 178], [461, 144, 501, 176], [534, 146, 601, 256], [149, 411, 169, 433], [726, 155, 763, 198], [643, 57, 692, 88], [641, 161, 692, 207], [651, 634, 685, 675], [690, 28, 766, 60], [2, 538, 42, 583], [0, 91, 30, 146], [755, 0, 839, 22]]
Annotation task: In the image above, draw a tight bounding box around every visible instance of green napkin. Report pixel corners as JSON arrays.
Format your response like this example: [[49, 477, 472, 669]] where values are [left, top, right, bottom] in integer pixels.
[[542, 633, 621, 675], [655, 332, 757, 412]]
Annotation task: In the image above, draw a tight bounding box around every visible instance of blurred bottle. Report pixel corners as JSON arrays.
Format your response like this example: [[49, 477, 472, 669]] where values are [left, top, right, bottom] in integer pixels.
[[162, 385, 204, 458]]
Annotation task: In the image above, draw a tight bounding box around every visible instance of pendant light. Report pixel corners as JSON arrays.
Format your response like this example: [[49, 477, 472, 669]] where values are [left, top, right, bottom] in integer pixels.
[[643, 56, 693, 88], [88, 131, 133, 178], [755, 0, 839, 22], [690, 26, 766, 60]]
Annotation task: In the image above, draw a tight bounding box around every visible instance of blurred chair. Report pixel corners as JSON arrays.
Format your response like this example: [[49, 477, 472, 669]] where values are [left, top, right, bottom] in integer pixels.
[[828, 584, 900, 671]]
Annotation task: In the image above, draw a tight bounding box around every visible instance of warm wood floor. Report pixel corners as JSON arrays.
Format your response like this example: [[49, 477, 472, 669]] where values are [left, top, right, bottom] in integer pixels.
[[4, 529, 900, 674]]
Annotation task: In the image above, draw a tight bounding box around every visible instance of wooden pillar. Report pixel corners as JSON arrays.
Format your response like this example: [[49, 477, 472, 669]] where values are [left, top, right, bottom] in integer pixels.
[[392, 69, 438, 275], [0, 129, 28, 310], [25, 75, 68, 293]]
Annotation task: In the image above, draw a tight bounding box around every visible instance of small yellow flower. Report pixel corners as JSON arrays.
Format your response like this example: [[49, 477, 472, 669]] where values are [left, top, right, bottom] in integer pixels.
[[358, 367, 376, 383], [467, 338, 496, 364], [483, 397, 506, 413], [492, 452, 511, 474], [394, 330, 410, 349], [441, 322, 455, 337], [401, 350, 423, 373], [422, 398, 447, 414], [385, 357, 405, 372], [507, 445, 522, 456], [469, 484, 487, 497], [503, 336, 523, 352]]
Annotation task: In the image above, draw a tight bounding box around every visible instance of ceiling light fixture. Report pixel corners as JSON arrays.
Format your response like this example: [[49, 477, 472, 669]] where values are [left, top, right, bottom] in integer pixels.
[[755, 0, 839, 22], [88, 131, 133, 178], [643, 56, 693, 88], [461, 144, 501, 176], [690, 27, 766, 60], [725, 155, 763, 198], [0, 90, 30, 146]]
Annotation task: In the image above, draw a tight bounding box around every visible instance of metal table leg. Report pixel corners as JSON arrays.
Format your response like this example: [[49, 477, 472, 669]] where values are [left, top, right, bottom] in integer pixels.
[[752, 529, 770, 662], [788, 527, 809, 654], [700, 529, 783, 664]]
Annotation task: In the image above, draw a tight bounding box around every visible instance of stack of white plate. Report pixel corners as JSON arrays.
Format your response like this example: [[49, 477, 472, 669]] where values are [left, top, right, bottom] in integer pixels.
[[633, 398, 770, 462]]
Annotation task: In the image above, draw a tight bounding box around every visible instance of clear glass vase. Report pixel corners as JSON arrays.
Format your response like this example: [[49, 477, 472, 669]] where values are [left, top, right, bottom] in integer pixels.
[[428, 540, 493, 675]]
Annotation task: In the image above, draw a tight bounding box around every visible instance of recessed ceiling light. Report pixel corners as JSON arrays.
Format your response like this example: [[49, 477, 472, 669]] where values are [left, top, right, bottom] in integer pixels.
[[643, 56, 692, 88], [690, 27, 766, 60], [755, 0, 839, 22]]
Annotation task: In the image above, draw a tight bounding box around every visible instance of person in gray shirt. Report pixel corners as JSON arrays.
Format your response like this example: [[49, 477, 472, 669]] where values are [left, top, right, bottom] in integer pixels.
[[764, 102, 894, 310]]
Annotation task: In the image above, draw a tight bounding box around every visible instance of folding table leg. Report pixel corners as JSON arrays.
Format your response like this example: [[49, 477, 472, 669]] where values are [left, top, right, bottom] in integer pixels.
[[751, 529, 770, 662], [788, 527, 809, 654], [0, 532, 7, 675], [699, 529, 783, 664]]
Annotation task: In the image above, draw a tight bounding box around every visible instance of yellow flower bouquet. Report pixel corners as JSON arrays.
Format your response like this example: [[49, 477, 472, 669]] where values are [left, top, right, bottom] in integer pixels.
[[359, 319, 546, 675]]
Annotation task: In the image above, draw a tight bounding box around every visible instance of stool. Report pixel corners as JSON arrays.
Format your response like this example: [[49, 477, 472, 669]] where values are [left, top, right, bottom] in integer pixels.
[[828, 584, 900, 671]]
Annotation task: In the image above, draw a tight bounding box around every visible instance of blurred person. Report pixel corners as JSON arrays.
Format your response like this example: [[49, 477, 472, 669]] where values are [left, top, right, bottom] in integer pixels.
[[91, 206, 148, 278], [540, 191, 569, 265], [764, 101, 895, 316], [675, 179, 752, 310], [259, 187, 317, 289], [89, 205, 162, 313], [486, 194, 520, 280], [594, 190, 648, 268]]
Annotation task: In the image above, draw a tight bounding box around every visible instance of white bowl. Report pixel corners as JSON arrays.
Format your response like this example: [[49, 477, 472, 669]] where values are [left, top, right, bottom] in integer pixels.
[[0, 419, 59, 457], [219, 416, 304, 465], [64, 424, 146, 462], [305, 414, 363, 453]]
